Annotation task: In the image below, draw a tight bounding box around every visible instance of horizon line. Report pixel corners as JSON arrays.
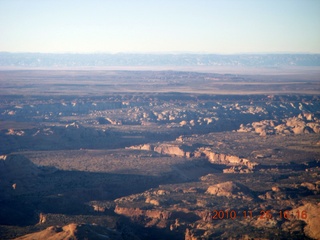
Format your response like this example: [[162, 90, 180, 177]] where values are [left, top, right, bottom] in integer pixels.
[[1, 51, 320, 55]]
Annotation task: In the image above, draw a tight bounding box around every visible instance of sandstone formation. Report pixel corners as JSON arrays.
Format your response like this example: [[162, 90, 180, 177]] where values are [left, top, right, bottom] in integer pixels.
[[154, 144, 186, 157], [222, 165, 253, 173], [128, 143, 258, 172], [197, 147, 258, 169], [14, 223, 123, 240], [289, 203, 320, 239], [114, 206, 172, 221], [6, 129, 25, 136], [126, 144, 154, 151], [238, 113, 320, 136], [206, 181, 253, 200], [128, 143, 186, 157], [301, 181, 320, 193], [38, 213, 47, 224], [254, 215, 279, 229]]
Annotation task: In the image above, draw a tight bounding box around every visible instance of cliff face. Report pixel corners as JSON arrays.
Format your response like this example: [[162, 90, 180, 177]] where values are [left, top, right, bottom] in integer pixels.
[[128, 143, 186, 157], [197, 148, 257, 169], [127, 143, 258, 172], [154, 144, 186, 157]]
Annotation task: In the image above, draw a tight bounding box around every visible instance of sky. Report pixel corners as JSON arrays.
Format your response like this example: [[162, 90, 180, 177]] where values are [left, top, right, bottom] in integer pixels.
[[0, 0, 319, 54]]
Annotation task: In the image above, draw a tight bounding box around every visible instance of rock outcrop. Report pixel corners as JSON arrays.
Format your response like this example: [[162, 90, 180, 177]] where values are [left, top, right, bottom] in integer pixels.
[[115, 206, 172, 220], [14, 223, 123, 240], [128, 143, 186, 157], [197, 148, 257, 169], [238, 113, 320, 136], [206, 181, 253, 200], [6, 129, 25, 136], [289, 203, 320, 239], [127, 143, 258, 172], [154, 144, 186, 157], [127, 144, 154, 151]]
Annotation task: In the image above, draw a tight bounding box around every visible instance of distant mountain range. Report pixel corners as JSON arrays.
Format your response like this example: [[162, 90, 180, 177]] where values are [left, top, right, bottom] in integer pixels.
[[0, 52, 320, 68]]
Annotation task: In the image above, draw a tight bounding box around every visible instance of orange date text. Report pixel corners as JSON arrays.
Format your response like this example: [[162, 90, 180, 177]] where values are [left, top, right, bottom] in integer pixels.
[[212, 209, 307, 220]]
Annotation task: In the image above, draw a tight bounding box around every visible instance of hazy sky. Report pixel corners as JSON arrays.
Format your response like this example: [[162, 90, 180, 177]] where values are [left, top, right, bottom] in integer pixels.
[[0, 0, 319, 54]]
